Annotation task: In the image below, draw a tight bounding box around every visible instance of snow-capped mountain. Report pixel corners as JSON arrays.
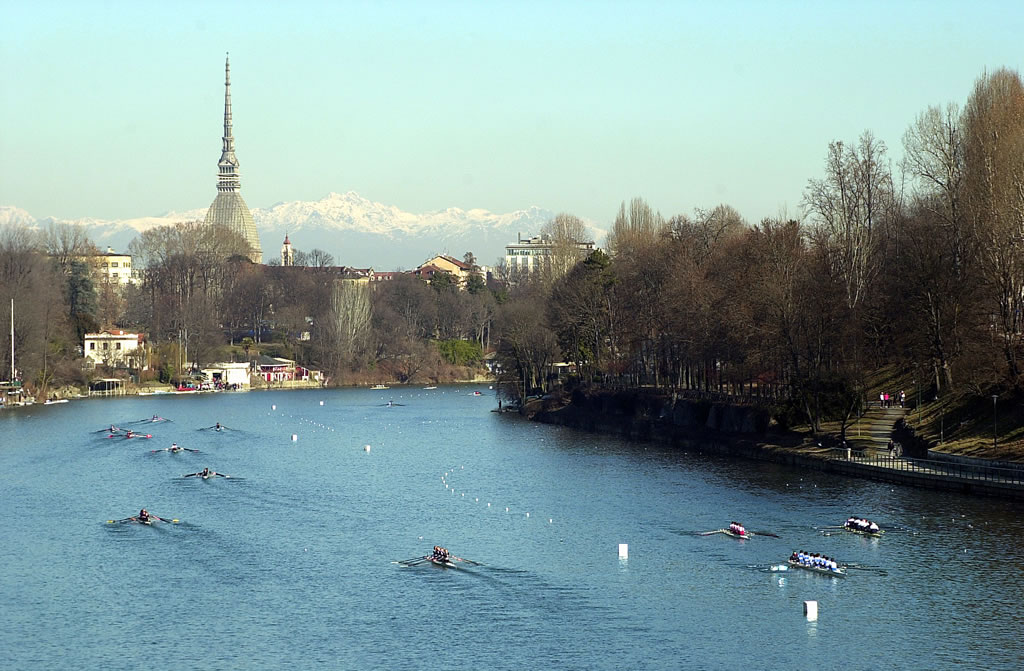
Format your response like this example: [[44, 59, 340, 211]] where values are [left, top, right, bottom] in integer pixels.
[[0, 193, 604, 269]]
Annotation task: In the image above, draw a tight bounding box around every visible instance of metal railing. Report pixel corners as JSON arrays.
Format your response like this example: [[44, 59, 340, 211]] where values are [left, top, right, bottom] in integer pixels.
[[828, 449, 1024, 486]]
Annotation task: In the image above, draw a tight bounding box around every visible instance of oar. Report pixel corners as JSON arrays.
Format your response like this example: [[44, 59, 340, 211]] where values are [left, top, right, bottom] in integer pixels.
[[183, 472, 200, 478], [151, 515, 180, 523], [750, 530, 780, 538], [214, 472, 231, 478], [453, 556, 482, 566], [106, 517, 135, 524], [394, 556, 431, 566], [698, 529, 727, 536]]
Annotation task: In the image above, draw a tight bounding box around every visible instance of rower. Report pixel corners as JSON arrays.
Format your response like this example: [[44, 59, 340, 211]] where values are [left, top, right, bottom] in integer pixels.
[[170, 443, 181, 452], [869, 521, 880, 533], [201, 468, 211, 477], [215, 423, 222, 430], [138, 509, 149, 522]]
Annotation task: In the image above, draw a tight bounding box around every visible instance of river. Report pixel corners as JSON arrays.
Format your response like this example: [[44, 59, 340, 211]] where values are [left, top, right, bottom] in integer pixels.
[[1, 386, 1022, 670]]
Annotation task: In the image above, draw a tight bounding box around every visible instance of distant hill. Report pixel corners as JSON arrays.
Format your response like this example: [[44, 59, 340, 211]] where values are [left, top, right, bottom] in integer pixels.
[[0, 192, 606, 269]]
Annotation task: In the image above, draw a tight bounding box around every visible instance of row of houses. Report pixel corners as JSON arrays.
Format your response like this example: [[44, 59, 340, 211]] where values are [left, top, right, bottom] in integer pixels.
[[83, 330, 320, 388]]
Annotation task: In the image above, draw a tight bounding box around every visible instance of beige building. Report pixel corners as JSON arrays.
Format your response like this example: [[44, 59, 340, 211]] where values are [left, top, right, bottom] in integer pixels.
[[84, 330, 145, 368], [91, 248, 135, 286]]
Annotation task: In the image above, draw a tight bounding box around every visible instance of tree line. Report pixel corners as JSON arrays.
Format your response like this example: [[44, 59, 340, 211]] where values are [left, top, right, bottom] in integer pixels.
[[492, 68, 1024, 437], [3, 67, 1022, 418], [0, 217, 503, 391]]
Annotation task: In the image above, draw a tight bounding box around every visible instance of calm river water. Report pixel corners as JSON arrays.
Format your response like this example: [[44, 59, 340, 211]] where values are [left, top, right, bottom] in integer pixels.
[[2, 386, 1023, 670]]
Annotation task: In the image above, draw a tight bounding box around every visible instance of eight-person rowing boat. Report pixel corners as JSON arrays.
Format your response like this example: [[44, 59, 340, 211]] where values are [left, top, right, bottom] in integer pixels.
[[788, 550, 846, 577]]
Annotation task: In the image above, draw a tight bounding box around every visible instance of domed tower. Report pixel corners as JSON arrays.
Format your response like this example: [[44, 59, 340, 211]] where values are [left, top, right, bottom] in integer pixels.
[[281, 234, 294, 266], [203, 54, 262, 263]]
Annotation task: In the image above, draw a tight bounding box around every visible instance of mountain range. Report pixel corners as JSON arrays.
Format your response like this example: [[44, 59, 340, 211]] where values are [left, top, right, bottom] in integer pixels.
[[0, 192, 606, 269]]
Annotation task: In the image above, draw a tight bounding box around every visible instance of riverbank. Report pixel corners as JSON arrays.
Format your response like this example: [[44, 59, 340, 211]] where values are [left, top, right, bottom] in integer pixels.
[[527, 389, 1024, 500]]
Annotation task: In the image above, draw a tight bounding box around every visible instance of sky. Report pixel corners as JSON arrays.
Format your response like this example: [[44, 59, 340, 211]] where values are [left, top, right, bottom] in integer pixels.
[[2, 0, 1022, 229]]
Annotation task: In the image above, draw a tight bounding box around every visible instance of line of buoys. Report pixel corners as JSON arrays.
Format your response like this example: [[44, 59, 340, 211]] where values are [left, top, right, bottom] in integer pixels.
[[442, 466, 556, 525]]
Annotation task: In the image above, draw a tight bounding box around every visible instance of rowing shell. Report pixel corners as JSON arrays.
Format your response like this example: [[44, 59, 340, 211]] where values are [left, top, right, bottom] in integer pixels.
[[723, 529, 753, 539], [430, 557, 458, 568], [787, 559, 847, 578], [842, 526, 884, 537]]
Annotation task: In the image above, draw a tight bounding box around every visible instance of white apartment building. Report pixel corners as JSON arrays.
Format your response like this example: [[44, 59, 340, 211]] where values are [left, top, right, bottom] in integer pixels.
[[504, 234, 596, 275], [84, 330, 145, 368]]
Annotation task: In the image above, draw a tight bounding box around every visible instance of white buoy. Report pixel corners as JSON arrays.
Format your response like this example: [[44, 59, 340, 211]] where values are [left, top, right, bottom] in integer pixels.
[[363, 444, 370, 452], [291, 434, 297, 441], [804, 600, 818, 620], [487, 503, 491, 507], [505, 507, 509, 512], [549, 519, 553, 523], [272, 404, 276, 410], [618, 543, 629, 559], [319, 400, 324, 406], [525, 512, 530, 517]]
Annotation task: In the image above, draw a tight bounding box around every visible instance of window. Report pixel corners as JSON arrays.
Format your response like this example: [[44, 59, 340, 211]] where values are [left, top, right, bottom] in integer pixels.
[[89, 342, 95, 350], [116, 343, 122, 350], [112, 273, 118, 278], [111, 262, 118, 268], [102, 342, 109, 350]]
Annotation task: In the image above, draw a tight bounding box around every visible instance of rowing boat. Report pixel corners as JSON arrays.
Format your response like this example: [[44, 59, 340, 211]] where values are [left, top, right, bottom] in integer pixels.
[[723, 529, 753, 539], [842, 526, 884, 537], [787, 559, 846, 577], [430, 557, 458, 568]]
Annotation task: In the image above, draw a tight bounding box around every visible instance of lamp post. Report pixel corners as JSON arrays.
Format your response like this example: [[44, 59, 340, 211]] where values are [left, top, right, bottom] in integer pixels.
[[993, 394, 999, 449]]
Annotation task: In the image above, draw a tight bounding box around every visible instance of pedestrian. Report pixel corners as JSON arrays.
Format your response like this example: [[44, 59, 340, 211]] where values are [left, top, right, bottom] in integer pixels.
[[879, 392, 885, 408], [884, 392, 890, 408], [900, 390, 906, 408], [888, 439, 895, 458]]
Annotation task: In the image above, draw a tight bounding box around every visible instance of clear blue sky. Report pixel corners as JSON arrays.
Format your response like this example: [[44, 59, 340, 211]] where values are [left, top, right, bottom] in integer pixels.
[[2, 1, 1021, 227]]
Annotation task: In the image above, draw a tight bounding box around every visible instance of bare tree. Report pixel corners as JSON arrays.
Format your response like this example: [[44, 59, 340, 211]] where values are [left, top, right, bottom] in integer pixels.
[[961, 67, 1024, 384], [803, 132, 896, 311]]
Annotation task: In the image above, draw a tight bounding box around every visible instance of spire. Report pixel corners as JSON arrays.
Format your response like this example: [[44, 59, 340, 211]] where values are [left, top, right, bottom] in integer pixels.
[[217, 52, 240, 193]]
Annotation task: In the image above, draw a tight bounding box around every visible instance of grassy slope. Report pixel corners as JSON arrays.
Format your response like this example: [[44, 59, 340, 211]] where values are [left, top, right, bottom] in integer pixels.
[[824, 364, 1024, 462]]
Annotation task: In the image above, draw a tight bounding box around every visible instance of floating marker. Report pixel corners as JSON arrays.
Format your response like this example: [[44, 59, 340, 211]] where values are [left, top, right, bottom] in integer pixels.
[[291, 434, 297, 441], [487, 503, 491, 507], [525, 512, 530, 517], [272, 405, 276, 410], [804, 601, 818, 621], [618, 543, 628, 559], [549, 519, 553, 523], [319, 400, 324, 406], [505, 507, 509, 512], [363, 445, 371, 452], [475, 498, 478, 502]]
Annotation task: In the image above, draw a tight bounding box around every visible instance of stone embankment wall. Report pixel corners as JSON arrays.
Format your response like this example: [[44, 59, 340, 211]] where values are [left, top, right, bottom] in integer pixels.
[[530, 389, 1024, 500], [533, 389, 772, 441]]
